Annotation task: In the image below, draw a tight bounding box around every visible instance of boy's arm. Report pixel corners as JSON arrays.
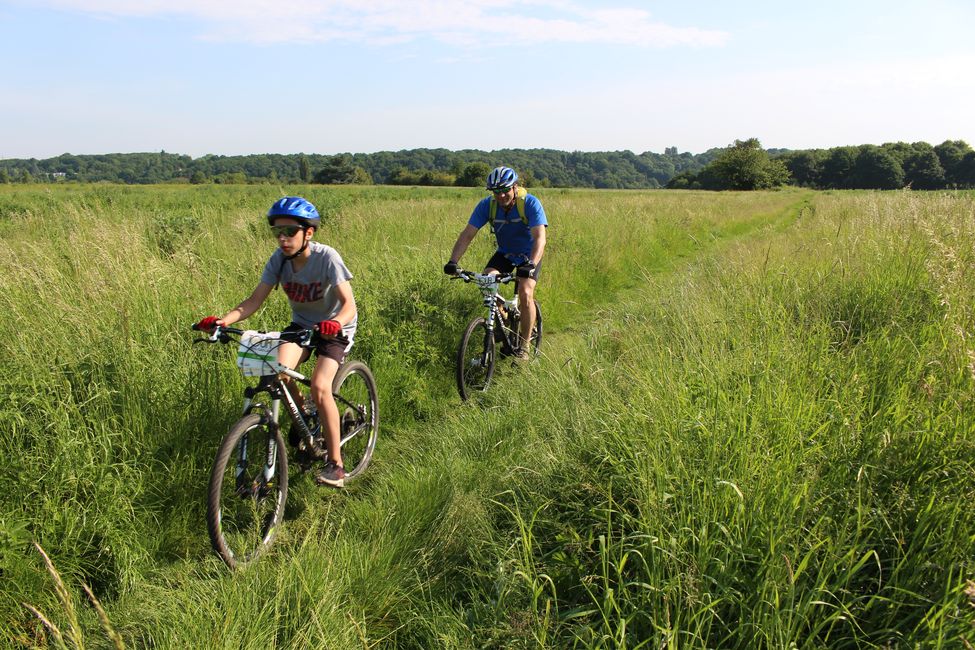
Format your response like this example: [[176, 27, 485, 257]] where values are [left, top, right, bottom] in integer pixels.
[[331, 280, 357, 326], [220, 282, 274, 325]]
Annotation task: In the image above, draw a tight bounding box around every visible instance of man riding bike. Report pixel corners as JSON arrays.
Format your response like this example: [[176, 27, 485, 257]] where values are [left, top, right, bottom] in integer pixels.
[[444, 166, 548, 361]]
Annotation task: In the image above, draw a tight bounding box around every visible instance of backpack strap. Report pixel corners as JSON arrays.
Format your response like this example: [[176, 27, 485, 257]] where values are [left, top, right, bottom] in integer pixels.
[[488, 187, 528, 233]]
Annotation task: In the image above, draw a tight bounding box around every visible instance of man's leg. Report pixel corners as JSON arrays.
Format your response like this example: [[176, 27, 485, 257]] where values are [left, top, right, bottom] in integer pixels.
[[517, 277, 537, 353]]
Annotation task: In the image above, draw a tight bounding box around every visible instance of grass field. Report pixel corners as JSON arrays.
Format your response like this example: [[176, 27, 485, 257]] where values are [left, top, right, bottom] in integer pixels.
[[0, 184, 973, 648]]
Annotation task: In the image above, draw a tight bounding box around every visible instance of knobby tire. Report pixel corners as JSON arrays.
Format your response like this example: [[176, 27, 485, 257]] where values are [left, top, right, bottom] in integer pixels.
[[206, 413, 288, 570]]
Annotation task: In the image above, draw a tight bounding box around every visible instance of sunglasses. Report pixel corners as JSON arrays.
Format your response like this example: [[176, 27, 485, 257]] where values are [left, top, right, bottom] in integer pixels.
[[270, 225, 304, 238], [491, 186, 514, 195]]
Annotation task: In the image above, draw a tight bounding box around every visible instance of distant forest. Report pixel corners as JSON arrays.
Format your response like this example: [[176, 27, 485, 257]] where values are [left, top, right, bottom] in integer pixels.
[[1, 140, 973, 190]]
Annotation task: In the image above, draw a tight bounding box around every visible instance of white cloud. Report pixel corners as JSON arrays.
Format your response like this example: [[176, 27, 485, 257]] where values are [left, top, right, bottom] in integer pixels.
[[34, 0, 729, 47]]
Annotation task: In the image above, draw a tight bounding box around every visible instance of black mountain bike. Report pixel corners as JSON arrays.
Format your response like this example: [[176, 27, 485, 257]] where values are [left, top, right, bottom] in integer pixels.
[[451, 268, 542, 400], [192, 324, 378, 569]]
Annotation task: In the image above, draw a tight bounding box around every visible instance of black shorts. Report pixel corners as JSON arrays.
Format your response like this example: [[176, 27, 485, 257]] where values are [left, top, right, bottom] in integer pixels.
[[485, 251, 542, 280], [283, 323, 352, 365]]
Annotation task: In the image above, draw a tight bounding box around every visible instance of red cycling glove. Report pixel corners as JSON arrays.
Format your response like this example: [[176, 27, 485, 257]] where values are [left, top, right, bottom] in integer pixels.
[[195, 315, 221, 331], [316, 320, 341, 337]]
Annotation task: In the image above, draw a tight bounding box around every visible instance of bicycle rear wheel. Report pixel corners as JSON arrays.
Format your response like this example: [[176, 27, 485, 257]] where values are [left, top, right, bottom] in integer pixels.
[[529, 300, 543, 354], [333, 360, 379, 481], [457, 316, 496, 400], [206, 413, 288, 570]]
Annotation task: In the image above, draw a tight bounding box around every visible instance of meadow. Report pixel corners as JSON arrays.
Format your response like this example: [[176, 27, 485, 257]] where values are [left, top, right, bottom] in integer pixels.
[[0, 184, 972, 648]]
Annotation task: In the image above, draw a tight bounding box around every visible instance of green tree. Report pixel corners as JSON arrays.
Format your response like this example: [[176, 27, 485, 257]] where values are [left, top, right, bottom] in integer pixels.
[[455, 162, 491, 187], [850, 145, 904, 189], [902, 144, 945, 190], [189, 171, 208, 184], [956, 151, 975, 188], [298, 155, 311, 183], [934, 140, 973, 187], [780, 150, 822, 187], [0, 169, 9, 184], [820, 147, 858, 189], [313, 155, 361, 184], [349, 166, 373, 185], [708, 138, 790, 190]]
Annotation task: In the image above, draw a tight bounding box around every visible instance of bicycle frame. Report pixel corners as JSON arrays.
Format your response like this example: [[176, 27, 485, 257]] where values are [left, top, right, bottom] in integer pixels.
[[457, 270, 522, 355]]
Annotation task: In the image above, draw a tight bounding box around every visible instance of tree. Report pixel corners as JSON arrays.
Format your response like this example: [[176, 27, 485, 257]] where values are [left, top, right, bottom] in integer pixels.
[[820, 147, 858, 189], [780, 150, 822, 187], [298, 155, 310, 183], [349, 166, 373, 185], [313, 155, 363, 184], [0, 169, 9, 184], [934, 140, 973, 187], [902, 144, 945, 190], [455, 162, 491, 187], [850, 145, 904, 189], [956, 151, 975, 188], [707, 138, 790, 190]]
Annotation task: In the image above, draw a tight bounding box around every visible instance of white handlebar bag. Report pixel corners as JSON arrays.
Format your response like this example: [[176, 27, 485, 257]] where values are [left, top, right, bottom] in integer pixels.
[[236, 330, 285, 377]]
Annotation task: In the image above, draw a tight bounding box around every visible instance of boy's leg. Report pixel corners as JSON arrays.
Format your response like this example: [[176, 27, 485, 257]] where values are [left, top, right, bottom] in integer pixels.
[[277, 341, 311, 415], [309, 355, 342, 467]]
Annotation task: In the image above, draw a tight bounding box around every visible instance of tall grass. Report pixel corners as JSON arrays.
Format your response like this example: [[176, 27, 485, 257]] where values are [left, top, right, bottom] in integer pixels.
[[1, 184, 971, 647]]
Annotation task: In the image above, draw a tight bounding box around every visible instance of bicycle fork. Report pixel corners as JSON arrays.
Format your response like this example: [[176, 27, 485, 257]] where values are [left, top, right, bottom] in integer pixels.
[[234, 398, 283, 497]]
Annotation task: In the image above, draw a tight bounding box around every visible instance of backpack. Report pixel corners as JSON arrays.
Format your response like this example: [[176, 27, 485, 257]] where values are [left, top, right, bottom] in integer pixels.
[[488, 186, 528, 233]]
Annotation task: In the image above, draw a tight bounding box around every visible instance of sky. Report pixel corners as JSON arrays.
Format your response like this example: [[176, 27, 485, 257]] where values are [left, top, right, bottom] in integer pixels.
[[2, 0, 974, 160]]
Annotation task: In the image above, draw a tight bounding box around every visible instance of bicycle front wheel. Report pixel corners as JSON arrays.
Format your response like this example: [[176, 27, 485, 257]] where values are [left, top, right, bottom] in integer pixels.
[[333, 360, 379, 481], [206, 413, 288, 570], [457, 316, 496, 400]]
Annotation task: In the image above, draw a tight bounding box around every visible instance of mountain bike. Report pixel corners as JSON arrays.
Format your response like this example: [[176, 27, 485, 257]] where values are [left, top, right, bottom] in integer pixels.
[[450, 268, 543, 401], [192, 324, 378, 570]]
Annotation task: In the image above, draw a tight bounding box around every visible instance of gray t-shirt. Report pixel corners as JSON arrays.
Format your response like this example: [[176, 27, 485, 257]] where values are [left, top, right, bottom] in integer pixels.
[[260, 241, 357, 336]]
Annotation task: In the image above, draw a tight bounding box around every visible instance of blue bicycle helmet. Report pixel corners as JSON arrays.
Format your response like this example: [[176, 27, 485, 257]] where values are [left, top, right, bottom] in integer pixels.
[[266, 196, 320, 227], [486, 166, 518, 191]]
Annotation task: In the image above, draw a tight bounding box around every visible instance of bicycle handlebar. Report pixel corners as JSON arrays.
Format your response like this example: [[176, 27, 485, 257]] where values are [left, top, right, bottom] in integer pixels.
[[451, 268, 516, 284], [191, 324, 322, 348]]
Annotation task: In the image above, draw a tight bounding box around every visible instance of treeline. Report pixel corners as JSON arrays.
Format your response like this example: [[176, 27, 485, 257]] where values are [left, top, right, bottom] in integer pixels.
[[2, 140, 974, 190], [668, 139, 975, 190], [0, 148, 713, 189]]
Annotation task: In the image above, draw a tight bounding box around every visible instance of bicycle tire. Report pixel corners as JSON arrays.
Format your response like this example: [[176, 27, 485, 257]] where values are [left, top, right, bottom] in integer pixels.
[[332, 360, 379, 481], [529, 300, 543, 354], [206, 413, 288, 570], [457, 316, 496, 400]]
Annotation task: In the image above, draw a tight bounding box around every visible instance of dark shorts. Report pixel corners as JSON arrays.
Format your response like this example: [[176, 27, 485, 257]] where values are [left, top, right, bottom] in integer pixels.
[[283, 323, 352, 365], [485, 251, 542, 280]]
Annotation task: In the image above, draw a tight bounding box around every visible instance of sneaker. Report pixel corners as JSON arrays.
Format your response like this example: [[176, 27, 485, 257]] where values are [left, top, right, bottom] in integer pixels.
[[512, 348, 531, 364], [315, 460, 346, 488]]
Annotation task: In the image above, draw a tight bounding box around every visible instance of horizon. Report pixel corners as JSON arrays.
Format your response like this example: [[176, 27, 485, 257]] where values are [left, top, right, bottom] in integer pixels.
[[3, 138, 971, 164], [2, 1, 974, 160]]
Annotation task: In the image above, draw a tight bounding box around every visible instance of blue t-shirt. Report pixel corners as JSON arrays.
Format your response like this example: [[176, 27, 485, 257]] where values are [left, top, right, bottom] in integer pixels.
[[468, 193, 548, 263]]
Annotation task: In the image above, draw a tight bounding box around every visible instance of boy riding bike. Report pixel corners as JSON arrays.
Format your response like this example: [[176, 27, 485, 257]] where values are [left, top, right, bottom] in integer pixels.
[[444, 166, 548, 360], [195, 196, 356, 487]]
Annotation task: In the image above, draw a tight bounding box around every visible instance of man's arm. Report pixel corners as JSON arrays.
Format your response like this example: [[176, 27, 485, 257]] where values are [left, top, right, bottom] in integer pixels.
[[448, 224, 479, 264], [528, 225, 546, 266]]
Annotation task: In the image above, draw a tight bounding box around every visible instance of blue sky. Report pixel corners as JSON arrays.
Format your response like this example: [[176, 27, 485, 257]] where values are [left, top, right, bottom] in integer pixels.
[[2, 0, 973, 159]]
